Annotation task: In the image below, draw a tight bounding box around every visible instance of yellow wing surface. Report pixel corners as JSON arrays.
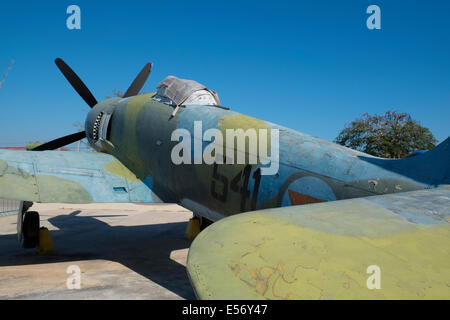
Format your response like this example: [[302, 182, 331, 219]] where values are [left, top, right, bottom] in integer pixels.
[[187, 187, 450, 299]]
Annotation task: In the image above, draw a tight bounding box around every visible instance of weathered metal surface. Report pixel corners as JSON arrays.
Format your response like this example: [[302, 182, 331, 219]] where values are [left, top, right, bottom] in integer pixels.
[[2, 82, 449, 216], [187, 187, 450, 299], [0, 149, 160, 203], [83, 92, 449, 220]]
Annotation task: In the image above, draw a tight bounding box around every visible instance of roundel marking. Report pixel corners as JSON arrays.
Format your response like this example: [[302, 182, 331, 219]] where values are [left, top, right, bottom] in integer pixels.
[[281, 176, 336, 207]]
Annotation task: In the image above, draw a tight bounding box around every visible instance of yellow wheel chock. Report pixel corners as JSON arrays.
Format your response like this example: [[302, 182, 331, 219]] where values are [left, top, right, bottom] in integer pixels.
[[38, 227, 55, 254], [185, 217, 201, 240]]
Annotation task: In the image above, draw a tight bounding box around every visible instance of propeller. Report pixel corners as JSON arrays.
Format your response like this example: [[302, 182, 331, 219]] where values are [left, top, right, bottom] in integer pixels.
[[31, 58, 152, 151], [54, 58, 98, 108], [32, 131, 86, 151], [123, 62, 152, 98]]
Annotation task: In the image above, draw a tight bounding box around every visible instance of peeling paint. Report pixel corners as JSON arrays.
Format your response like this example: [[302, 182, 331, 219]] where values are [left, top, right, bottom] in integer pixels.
[[187, 187, 450, 299]]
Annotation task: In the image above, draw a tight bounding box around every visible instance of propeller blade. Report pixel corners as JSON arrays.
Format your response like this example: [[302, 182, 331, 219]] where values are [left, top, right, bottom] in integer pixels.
[[123, 62, 153, 98], [55, 58, 98, 108], [31, 131, 86, 151]]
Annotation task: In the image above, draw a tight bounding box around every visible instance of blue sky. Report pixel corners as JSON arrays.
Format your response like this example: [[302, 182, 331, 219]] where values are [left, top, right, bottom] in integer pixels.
[[0, 0, 449, 148]]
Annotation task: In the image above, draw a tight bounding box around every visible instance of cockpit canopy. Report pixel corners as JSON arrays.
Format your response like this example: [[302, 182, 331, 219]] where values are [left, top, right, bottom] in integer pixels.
[[153, 76, 220, 107]]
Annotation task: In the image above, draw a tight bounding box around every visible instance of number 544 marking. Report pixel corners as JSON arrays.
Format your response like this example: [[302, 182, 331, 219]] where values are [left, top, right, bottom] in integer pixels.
[[211, 163, 261, 211]]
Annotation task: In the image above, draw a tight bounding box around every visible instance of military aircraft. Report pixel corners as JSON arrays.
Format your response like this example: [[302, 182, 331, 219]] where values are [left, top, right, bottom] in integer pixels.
[[0, 58, 448, 299]]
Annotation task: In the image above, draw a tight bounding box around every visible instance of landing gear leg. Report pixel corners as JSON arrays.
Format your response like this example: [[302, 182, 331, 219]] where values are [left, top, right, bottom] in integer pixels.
[[17, 201, 40, 249]]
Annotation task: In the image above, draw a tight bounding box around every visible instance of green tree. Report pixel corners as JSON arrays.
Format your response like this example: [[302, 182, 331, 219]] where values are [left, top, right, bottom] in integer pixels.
[[334, 111, 437, 158]]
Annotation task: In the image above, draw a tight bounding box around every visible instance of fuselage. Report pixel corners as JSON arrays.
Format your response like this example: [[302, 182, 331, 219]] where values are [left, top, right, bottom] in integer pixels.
[[85, 94, 432, 220]]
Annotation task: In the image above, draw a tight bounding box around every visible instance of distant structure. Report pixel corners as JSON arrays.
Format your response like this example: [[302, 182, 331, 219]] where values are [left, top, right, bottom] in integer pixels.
[[0, 59, 15, 92]]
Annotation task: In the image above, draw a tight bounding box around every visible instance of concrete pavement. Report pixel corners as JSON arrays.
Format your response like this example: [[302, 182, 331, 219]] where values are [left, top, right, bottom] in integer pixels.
[[0, 203, 196, 299]]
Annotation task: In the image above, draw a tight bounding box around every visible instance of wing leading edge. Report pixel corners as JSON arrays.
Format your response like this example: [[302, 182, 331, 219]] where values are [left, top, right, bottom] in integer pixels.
[[187, 187, 450, 299], [0, 149, 161, 203]]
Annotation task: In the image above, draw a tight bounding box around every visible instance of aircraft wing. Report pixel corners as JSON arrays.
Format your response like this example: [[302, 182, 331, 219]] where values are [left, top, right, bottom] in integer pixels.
[[187, 186, 450, 299], [0, 149, 161, 203]]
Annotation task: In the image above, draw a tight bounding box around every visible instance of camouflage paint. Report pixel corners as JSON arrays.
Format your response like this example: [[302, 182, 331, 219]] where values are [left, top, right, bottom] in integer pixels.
[[2, 89, 448, 212], [0, 149, 156, 203], [187, 187, 450, 299], [82, 96, 448, 218]]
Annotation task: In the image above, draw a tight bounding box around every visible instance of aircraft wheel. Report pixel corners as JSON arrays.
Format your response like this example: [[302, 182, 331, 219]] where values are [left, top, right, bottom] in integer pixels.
[[21, 211, 40, 249]]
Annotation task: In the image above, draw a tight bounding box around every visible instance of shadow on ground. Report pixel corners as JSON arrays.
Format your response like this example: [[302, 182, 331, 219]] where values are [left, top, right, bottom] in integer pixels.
[[0, 211, 195, 299]]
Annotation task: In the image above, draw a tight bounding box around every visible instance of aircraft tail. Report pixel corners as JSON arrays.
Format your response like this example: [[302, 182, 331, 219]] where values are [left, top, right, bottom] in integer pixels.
[[398, 136, 450, 185], [359, 136, 450, 186]]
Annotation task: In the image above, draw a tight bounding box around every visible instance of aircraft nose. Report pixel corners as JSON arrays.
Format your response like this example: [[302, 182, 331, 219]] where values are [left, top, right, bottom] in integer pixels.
[[85, 99, 119, 151]]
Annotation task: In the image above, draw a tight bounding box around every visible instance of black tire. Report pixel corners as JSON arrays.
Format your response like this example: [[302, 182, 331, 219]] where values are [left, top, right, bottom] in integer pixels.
[[22, 201, 34, 213], [22, 211, 40, 249]]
